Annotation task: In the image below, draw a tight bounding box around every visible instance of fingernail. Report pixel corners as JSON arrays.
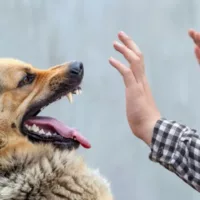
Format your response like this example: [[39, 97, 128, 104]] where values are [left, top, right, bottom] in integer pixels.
[[114, 41, 122, 46], [109, 57, 117, 64], [109, 57, 114, 62], [119, 31, 127, 37]]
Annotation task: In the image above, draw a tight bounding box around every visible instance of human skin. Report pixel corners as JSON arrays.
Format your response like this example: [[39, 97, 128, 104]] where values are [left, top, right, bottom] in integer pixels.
[[109, 29, 200, 145]]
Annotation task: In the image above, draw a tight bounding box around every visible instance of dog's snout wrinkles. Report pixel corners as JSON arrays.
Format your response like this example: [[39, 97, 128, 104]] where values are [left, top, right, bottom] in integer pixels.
[[69, 61, 84, 76]]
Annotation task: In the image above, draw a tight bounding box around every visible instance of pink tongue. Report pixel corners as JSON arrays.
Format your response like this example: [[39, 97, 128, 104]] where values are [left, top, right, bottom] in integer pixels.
[[24, 116, 91, 149]]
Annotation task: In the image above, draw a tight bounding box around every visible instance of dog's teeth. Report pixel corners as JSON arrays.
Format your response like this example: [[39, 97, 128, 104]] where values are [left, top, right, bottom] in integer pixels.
[[32, 124, 39, 132], [25, 124, 32, 131], [46, 132, 52, 136], [74, 89, 79, 95], [25, 124, 29, 129], [75, 89, 82, 95], [39, 129, 45, 134], [66, 92, 73, 103], [78, 89, 82, 94]]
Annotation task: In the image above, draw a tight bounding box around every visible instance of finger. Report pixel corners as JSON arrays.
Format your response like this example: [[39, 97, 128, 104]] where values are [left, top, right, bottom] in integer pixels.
[[195, 45, 200, 64], [188, 29, 195, 39], [189, 29, 200, 46], [113, 41, 139, 65], [118, 31, 141, 56], [195, 32, 200, 46], [189, 29, 197, 44], [109, 57, 135, 87]]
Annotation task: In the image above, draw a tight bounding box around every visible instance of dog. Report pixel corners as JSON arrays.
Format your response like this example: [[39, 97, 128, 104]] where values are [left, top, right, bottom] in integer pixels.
[[0, 58, 113, 200]]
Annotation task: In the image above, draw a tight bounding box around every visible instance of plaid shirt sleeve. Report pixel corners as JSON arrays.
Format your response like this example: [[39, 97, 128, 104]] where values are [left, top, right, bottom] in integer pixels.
[[149, 118, 200, 191]]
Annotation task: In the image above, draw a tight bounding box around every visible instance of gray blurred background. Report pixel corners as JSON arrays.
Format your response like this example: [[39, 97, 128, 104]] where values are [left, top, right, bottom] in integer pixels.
[[0, 0, 200, 199]]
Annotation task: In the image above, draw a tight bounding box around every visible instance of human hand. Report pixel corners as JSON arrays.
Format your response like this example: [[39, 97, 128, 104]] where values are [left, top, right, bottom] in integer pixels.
[[189, 29, 200, 64], [109, 32, 161, 145]]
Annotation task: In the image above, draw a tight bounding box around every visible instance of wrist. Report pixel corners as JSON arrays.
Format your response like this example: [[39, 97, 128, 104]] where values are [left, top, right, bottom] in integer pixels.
[[133, 115, 161, 145]]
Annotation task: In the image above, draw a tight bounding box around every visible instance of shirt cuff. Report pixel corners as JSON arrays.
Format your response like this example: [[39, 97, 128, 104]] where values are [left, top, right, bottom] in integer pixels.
[[149, 118, 187, 164]]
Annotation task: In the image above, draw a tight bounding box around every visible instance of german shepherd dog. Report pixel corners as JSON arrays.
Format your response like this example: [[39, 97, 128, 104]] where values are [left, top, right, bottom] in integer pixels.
[[0, 59, 112, 200]]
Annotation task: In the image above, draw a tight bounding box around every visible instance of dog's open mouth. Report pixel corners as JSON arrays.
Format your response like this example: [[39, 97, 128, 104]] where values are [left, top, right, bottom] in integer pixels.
[[20, 86, 91, 150]]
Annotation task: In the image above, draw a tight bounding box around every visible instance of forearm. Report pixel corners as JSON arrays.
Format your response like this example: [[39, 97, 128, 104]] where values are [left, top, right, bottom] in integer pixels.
[[149, 118, 200, 192]]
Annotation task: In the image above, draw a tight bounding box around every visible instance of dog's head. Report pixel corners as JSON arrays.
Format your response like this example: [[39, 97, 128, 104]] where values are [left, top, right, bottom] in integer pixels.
[[0, 58, 90, 154]]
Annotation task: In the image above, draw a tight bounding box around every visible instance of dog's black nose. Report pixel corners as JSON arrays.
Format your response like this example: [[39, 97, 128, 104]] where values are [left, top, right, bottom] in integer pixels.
[[69, 61, 84, 76]]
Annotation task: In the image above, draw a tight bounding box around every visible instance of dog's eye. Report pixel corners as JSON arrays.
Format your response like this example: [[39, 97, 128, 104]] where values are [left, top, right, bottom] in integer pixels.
[[18, 73, 35, 88]]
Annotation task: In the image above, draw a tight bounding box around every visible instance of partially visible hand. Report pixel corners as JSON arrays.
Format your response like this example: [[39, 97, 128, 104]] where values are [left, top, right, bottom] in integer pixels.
[[189, 29, 200, 64], [109, 32, 160, 145]]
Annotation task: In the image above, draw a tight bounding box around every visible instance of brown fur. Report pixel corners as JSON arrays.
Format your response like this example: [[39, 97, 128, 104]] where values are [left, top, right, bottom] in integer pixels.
[[0, 58, 113, 200]]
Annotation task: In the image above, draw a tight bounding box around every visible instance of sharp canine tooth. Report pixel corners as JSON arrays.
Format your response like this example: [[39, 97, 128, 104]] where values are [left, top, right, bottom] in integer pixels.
[[66, 92, 73, 103]]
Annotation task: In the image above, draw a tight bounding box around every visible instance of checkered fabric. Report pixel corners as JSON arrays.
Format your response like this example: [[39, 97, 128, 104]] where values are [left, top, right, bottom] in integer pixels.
[[149, 118, 200, 192]]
